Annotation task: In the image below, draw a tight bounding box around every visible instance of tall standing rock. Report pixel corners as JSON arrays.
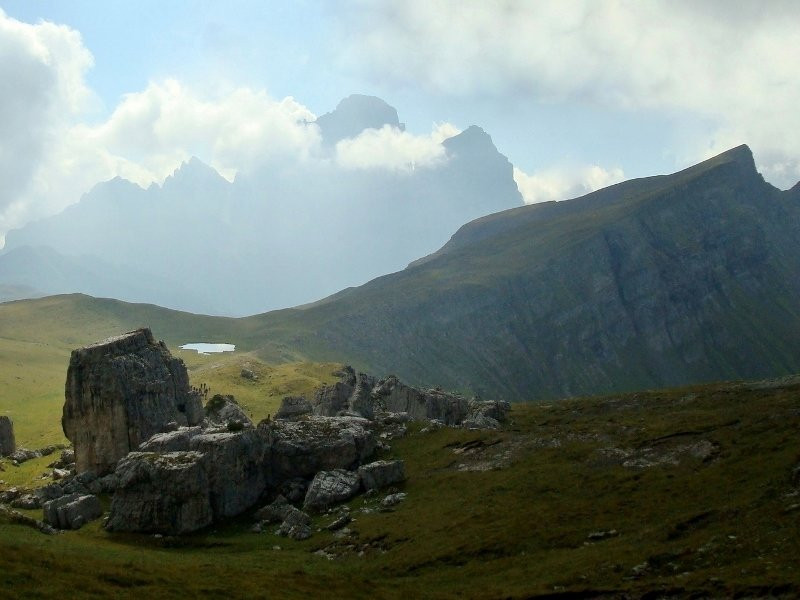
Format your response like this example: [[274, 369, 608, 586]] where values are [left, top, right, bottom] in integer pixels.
[[0, 415, 15, 456], [62, 328, 203, 475]]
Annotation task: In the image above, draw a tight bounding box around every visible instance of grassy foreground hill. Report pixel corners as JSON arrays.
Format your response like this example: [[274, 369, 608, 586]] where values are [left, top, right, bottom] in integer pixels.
[[1, 375, 799, 598]]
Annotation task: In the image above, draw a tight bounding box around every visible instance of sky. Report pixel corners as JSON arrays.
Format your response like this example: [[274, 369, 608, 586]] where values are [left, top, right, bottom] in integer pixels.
[[1, 0, 799, 243]]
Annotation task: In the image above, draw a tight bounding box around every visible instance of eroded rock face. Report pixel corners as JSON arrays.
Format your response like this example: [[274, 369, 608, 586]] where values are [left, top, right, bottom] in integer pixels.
[[106, 451, 213, 535], [62, 328, 204, 475], [0, 416, 15, 456]]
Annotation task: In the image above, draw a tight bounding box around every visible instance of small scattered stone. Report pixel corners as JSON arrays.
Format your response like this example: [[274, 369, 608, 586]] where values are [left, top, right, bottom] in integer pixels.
[[381, 492, 407, 508], [11, 494, 41, 510], [326, 513, 352, 531], [52, 468, 71, 480], [588, 529, 619, 541]]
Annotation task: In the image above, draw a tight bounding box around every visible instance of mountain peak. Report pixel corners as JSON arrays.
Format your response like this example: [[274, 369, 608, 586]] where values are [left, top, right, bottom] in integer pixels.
[[315, 94, 404, 145], [162, 157, 229, 190], [682, 144, 758, 181], [442, 125, 502, 160]]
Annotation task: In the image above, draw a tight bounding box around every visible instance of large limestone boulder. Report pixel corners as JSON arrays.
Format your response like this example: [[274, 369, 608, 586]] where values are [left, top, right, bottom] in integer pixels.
[[188, 430, 269, 518], [106, 451, 213, 535], [264, 415, 375, 482], [62, 328, 204, 475], [358, 459, 406, 491], [0, 415, 15, 456], [42, 493, 102, 530], [303, 469, 362, 512]]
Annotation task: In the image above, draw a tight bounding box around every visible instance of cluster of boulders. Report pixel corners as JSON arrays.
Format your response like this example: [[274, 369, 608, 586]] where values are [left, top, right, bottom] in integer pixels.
[[1, 328, 509, 537]]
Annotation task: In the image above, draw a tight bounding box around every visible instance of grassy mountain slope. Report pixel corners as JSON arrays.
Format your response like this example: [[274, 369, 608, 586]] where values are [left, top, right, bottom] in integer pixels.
[[241, 145, 800, 400], [2, 376, 799, 598], [0, 295, 334, 447]]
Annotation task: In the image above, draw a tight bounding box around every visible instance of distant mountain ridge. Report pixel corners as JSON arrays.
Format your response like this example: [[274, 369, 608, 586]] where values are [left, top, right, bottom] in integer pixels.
[[4, 142, 798, 402], [0, 96, 522, 315]]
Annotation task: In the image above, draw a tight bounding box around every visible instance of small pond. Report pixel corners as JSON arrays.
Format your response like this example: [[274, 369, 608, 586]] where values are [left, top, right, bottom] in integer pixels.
[[179, 343, 236, 355]]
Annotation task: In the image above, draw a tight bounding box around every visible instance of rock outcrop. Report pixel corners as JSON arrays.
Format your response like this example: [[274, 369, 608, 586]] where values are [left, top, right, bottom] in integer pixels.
[[62, 328, 204, 475], [309, 368, 508, 427], [106, 415, 376, 534], [0, 416, 15, 456]]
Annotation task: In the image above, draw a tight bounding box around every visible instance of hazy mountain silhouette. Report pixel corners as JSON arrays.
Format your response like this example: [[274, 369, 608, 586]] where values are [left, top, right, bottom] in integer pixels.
[[0, 97, 522, 315]]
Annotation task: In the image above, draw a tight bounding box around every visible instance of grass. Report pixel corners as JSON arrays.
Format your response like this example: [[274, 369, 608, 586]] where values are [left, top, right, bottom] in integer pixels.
[[178, 350, 340, 422], [1, 376, 799, 598]]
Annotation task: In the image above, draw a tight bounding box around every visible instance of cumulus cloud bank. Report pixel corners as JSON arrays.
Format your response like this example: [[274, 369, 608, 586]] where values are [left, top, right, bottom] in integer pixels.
[[338, 0, 800, 188], [0, 9, 93, 234], [335, 122, 459, 172]]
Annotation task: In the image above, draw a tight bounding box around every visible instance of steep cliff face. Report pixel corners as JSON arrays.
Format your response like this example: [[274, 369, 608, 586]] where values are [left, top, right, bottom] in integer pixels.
[[62, 328, 203, 474], [251, 145, 800, 400]]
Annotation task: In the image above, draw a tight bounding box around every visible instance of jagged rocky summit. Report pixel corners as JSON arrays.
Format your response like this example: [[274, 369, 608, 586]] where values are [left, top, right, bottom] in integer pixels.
[[62, 328, 204, 475], [53, 333, 509, 535]]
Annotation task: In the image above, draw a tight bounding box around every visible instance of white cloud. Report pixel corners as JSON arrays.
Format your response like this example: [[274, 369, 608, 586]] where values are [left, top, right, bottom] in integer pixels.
[[72, 80, 321, 187], [0, 9, 93, 234], [513, 165, 625, 204], [339, 0, 800, 187], [335, 122, 459, 171]]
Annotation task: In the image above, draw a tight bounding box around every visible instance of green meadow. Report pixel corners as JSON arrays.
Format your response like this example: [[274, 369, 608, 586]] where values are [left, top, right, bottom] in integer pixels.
[[1, 295, 799, 598]]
